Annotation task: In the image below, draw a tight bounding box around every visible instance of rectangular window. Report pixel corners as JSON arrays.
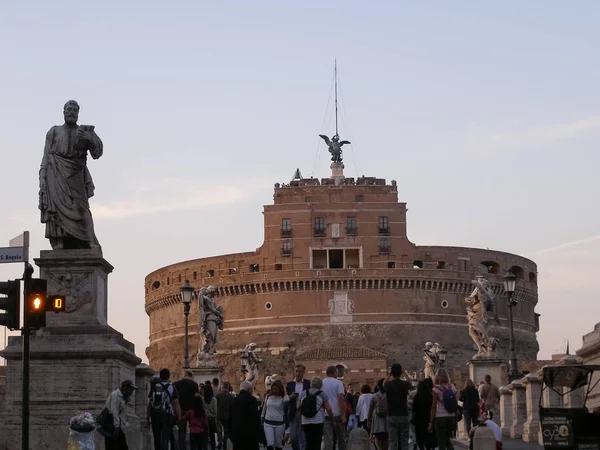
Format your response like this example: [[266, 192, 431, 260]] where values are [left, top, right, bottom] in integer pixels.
[[388, 261, 396, 268], [460, 259, 467, 271], [346, 217, 357, 235], [379, 236, 390, 254], [305, 196, 312, 203], [314, 217, 325, 236], [275, 263, 283, 271], [207, 270, 214, 278], [193, 271, 197, 280], [312, 249, 327, 269], [281, 218, 292, 237], [355, 194, 363, 203], [282, 240, 292, 256], [378, 216, 389, 234], [328, 249, 344, 269], [250, 264, 259, 273], [228, 268, 237, 275]]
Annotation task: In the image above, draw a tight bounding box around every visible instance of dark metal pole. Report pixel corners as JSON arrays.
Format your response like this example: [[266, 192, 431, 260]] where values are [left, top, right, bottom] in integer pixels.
[[22, 263, 33, 450], [183, 304, 190, 369], [508, 292, 519, 380]]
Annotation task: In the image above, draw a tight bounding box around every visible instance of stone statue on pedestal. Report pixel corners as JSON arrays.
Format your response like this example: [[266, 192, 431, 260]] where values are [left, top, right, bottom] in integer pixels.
[[265, 374, 278, 391], [241, 342, 261, 384], [423, 342, 441, 379], [319, 134, 350, 164], [39, 100, 103, 251], [197, 286, 224, 364], [466, 277, 500, 359]]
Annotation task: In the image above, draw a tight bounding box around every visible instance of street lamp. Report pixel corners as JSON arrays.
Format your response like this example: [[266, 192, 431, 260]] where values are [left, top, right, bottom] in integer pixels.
[[438, 348, 448, 367], [503, 269, 519, 380], [180, 279, 194, 369]]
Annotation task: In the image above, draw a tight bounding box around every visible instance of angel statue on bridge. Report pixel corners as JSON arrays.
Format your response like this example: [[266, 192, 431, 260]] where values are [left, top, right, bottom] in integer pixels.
[[197, 285, 224, 362], [319, 134, 351, 164], [465, 276, 500, 359]]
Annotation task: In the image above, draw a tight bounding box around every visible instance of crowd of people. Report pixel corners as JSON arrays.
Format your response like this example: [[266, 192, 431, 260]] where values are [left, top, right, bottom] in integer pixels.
[[101, 364, 503, 450]]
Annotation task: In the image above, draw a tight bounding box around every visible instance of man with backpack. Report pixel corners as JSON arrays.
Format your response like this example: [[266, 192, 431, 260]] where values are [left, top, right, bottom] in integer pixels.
[[384, 364, 411, 450], [148, 368, 182, 450], [299, 377, 334, 450], [174, 370, 199, 450]]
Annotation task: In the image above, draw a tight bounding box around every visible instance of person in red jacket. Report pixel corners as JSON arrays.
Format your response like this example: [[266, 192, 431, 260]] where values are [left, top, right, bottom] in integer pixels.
[[181, 393, 210, 450]]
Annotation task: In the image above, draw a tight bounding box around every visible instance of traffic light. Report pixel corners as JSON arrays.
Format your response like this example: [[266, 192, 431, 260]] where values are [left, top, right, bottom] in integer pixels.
[[0, 280, 20, 330], [27, 278, 47, 330], [48, 295, 66, 313]]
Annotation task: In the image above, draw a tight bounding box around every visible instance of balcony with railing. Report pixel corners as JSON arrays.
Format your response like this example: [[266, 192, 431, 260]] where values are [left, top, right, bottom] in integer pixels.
[[281, 248, 293, 257], [313, 228, 326, 237], [346, 227, 358, 236], [378, 227, 390, 235], [379, 246, 391, 254], [281, 229, 292, 238]]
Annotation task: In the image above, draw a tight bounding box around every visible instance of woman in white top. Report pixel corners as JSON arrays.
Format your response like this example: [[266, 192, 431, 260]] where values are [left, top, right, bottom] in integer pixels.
[[298, 377, 334, 450], [262, 380, 289, 450], [355, 384, 375, 433]]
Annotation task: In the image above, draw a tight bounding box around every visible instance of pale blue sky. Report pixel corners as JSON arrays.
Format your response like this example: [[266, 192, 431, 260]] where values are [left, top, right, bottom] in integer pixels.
[[1, 1, 599, 363]]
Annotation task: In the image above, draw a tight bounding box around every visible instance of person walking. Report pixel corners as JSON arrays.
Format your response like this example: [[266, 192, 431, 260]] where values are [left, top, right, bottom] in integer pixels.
[[299, 377, 334, 450], [412, 379, 436, 450], [356, 385, 374, 433], [148, 369, 181, 450], [180, 394, 210, 450], [231, 381, 266, 450], [175, 370, 200, 450], [479, 375, 500, 420], [216, 382, 234, 450], [459, 379, 480, 436], [428, 369, 457, 450], [322, 366, 347, 450], [104, 380, 138, 450], [204, 381, 219, 450], [367, 379, 389, 450], [286, 365, 311, 450], [261, 380, 289, 450], [384, 363, 411, 450]]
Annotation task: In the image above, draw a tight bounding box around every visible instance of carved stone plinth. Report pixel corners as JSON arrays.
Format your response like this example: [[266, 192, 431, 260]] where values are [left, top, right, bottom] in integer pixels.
[[499, 385, 513, 436], [468, 358, 503, 387], [0, 250, 143, 450], [510, 380, 527, 438], [192, 366, 224, 386], [330, 162, 345, 185], [522, 373, 542, 442], [35, 248, 113, 327]]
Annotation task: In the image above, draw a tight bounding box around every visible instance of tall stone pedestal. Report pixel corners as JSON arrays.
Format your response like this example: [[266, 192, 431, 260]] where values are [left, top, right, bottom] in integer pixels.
[[468, 358, 503, 387], [0, 249, 145, 450], [192, 366, 224, 386], [330, 162, 345, 185]]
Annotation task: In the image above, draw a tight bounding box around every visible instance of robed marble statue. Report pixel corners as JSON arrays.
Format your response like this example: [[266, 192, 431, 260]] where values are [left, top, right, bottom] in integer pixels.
[[39, 100, 103, 250], [197, 285, 224, 358], [465, 277, 500, 358]]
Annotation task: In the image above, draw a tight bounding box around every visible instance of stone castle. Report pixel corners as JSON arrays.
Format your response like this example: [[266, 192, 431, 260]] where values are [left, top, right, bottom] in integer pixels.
[[145, 165, 540, 388]]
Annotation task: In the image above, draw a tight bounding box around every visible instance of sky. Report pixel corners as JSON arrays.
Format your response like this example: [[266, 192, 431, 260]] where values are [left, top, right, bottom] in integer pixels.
[[1, 1, 599, 364]]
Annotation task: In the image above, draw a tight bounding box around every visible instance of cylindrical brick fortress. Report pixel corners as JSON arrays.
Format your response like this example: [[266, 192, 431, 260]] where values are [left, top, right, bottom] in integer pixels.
[[145, 173, 539, 386]]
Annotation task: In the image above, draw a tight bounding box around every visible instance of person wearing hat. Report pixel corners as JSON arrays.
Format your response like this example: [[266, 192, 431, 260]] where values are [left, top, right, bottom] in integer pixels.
[[105, 379, 138, 450]]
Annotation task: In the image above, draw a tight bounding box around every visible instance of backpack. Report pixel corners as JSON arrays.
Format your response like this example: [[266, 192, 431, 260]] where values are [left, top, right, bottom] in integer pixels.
[[300, 390, 322, 418], [150, 382, 173, 413], [375, 392, 388, 417], [441, 387, 458, 413]]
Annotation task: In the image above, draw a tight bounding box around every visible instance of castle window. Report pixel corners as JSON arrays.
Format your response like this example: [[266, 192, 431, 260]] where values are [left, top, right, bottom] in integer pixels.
[[329, 249, 343, 269], [378, 216, 389, 234], [529, 272, 537, 284], [480, 261, 499, 274], [459, 259, 468, 271], [282, 240, 292, 256], [436, 261, 446, 269], [167, 277, 170, 285], [207, 270, 214, 278], [346, 217, 357, 236], [275, 263, 283, 271], [379, 237, 390, 254], [281, 218, 292, 237], [193, 271, 197, 281], [413, 260, 423, 269], [250, 264, 259, 273], [314, 217, 325, 237], [178, 274, 182, 283], [335, 365, 345, 379], [228, 268, 237, 275], [151, 281, 160, 290], [355, 194, 363, 203], [388, 261, 396, 269], [511, 265, 524, 279], [305, 196, 312, 203]]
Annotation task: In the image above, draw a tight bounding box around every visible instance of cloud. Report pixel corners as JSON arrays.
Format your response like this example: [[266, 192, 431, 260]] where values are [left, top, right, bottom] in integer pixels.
[[525, 235, 600, 257], [467, 115, 600, 152], [92, 177, 268, 219]]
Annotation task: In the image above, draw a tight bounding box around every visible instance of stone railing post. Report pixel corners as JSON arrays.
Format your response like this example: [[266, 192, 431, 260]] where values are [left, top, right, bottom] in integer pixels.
[[133, 363, 155, 450], [510, 379, 526, 439], [522, 373, 542, 442], [499, 385, 513, 436]]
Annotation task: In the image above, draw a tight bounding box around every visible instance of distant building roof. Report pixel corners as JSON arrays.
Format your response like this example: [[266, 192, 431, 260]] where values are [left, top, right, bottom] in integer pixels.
[[296, 347, 387, 361]]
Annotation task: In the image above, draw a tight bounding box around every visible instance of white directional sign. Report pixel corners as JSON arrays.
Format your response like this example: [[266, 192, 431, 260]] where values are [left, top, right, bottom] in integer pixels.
[[0, 246, 25, 263]]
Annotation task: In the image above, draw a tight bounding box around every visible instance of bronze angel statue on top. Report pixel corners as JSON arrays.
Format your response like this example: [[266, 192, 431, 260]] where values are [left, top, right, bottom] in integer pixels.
[[319, 134, 350, 164]]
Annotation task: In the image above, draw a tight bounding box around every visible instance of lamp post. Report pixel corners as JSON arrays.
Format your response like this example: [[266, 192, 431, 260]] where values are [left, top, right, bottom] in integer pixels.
[[503, 269, 519, 381], [180, 279, 194, 369], [438, 348, 448, 368]]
